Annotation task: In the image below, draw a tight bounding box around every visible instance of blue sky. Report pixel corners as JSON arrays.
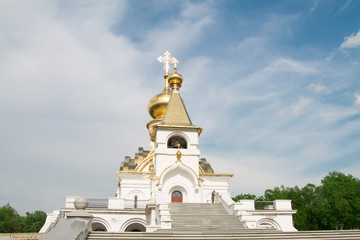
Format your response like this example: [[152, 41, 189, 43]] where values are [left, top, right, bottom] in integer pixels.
[[0, 0, 359, 215]]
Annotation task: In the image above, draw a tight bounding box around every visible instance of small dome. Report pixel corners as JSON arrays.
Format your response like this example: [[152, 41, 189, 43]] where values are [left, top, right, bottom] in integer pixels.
[[147, 88, 171, 119], [168, 70, 183, 91]]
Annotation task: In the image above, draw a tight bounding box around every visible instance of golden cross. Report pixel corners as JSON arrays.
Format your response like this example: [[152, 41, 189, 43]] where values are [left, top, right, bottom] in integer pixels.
[[157, 51, 179, 74]]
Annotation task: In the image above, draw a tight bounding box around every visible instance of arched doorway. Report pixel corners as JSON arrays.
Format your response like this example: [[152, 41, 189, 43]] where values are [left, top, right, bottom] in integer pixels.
[[124, 223, 146, 232], [171, 191, 183, 202]]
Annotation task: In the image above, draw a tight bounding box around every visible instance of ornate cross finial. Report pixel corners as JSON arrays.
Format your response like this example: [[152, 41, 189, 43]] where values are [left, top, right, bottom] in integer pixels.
[[157, 51, 179, 74], [172, 57, 179, 69]]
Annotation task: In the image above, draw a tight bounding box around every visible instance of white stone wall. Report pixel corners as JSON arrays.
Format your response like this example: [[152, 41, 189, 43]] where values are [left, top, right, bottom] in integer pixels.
[[154, 129, 200, 177], [118, 174, 151, 202], [89, 211, 146, 232], [218, 195, 297, 232]]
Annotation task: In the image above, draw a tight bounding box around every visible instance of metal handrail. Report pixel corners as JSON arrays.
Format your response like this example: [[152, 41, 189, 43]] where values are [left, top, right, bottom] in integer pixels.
[[254, 201, 274, 210], [87, 198, 109, 208], [124, 199, 149, 209]]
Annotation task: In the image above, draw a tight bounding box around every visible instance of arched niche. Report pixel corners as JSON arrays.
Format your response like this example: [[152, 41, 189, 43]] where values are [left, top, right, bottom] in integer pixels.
[[92, 222, 107, 231], [124, 223, 146, 232], [120, 218, 147, 232], [160, 163, 198, 189], [256, 218, 281, 230], [92, 217, 111, 232]]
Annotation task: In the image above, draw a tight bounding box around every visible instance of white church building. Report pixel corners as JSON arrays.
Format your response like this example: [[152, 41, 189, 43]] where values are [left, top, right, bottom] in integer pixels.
[[40, 51, 297, 233]]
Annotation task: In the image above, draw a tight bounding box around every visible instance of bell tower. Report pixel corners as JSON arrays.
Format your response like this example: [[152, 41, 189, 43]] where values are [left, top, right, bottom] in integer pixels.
[[147, 51, 203, 203]]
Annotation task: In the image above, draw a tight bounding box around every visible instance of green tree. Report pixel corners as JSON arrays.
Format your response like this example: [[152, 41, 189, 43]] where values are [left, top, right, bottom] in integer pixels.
[[232, 193, 258, 202], [317, 171, 360, 230], [0, 203, 24, 233], [234, 171, 360, 231], [23, 210, 47, 233], [263, 185, 292, 200]]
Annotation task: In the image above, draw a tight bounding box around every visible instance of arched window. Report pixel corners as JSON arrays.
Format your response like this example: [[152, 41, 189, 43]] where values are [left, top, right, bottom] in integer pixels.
[[167, 136, 187, 149], [171, 191, 183, 203]]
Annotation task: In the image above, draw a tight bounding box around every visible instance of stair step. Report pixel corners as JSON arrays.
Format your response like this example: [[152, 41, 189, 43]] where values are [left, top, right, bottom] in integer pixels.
[[87, 230, 360, 240], [168, 202, 246, 232]]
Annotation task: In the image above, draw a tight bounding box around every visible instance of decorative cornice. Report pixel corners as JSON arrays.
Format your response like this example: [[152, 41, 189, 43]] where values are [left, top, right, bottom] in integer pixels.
[[199, 173, 234, 177], [116, 170, 155, 175], [156, 124, 203, 136]]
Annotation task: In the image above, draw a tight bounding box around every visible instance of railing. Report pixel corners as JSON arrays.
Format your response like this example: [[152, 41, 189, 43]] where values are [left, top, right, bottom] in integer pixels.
[[87, 198, 109, 208], [254, 201, 274, 210], [124, 199, 149, 209]]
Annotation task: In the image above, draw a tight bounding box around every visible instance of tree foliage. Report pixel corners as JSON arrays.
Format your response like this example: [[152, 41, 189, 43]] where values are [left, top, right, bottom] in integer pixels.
[[232, 171, 360, 230], [0, 203, 24, 233], [23, 211, 47, 233], [0, 203, 46, 233], [232, 193, 258, 202]]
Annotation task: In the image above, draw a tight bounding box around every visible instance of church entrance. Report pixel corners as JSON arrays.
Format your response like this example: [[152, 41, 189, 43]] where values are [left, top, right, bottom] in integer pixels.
[[171, 191, 183, 202]]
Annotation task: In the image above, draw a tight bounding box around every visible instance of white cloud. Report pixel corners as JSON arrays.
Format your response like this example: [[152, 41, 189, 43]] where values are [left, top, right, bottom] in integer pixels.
[[340, 30, 360, 49], [355, 94, 360, 106], [308, 83, 329, 93], [0, 0, 221, 214], [262, 13, 300, 37], [141, 1, 214, 54], [264, 58, 317, 75], [291, 97, 314, 117], [309, 0, 321, 13]]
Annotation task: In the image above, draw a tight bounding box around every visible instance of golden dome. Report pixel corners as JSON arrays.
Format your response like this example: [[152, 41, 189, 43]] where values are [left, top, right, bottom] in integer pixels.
[[168, 68, 183, 91], [147, 79, 171, 119]]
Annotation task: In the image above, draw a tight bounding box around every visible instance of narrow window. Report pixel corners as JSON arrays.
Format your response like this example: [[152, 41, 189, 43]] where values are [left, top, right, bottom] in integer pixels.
[[134, 195, 138, 208]]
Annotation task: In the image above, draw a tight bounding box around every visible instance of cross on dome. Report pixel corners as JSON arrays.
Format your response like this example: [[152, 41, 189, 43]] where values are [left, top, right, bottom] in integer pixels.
[[157, 51, 179, 74]]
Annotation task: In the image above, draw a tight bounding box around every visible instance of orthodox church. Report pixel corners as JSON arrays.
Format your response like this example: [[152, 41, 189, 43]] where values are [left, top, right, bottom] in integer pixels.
[[40, 51, 297, 234]]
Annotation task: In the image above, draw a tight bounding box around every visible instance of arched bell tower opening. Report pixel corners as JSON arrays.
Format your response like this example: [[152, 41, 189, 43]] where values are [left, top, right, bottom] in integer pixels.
[[171, 191, 183, 202], [167, 136, 187, 149]]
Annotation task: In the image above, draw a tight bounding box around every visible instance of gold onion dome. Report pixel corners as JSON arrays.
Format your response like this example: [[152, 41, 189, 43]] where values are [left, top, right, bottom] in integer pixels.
[[147, 75, 171, 119], [148, 51, 182, 120], [147, 88, 171, 119]]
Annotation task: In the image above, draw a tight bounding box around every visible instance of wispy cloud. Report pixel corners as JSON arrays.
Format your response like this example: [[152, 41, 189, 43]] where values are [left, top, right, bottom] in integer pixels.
[[310, 0, 322, 13], [264, 58, 317, 75], [291, 97, 314, 117], [308, 83, 329, 93], [335, 0, 353, 16], [355, 94, 360, 106]]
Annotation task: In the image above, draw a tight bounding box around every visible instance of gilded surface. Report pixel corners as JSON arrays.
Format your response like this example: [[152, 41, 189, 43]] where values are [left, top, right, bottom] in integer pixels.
[[162, 91, 192, 126], [147, 89, 171, 119]]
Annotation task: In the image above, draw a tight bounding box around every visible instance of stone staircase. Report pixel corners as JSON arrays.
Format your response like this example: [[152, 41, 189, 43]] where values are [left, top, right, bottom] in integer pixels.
[[166, 202, 246, 232], [88, 230, 360, 239], [87, 203, 360, 239]]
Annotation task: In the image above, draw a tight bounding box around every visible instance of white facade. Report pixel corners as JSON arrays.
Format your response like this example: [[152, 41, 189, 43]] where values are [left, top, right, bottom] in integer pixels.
[[40, 52, 297, 234]]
